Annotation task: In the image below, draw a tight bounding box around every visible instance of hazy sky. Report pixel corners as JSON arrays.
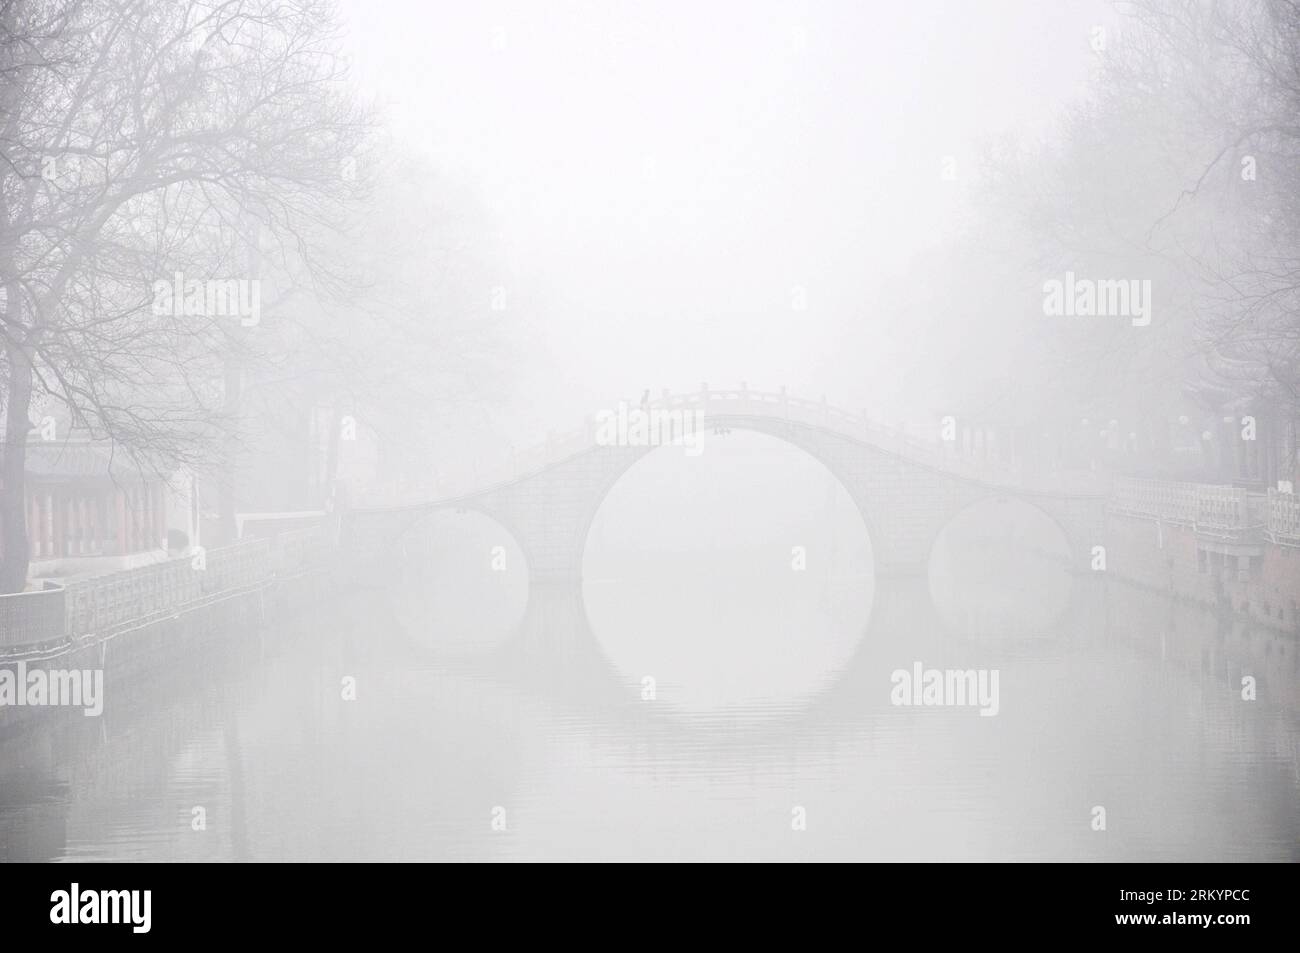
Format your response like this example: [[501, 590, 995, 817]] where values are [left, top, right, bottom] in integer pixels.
[[339, 0, 1114, 436]]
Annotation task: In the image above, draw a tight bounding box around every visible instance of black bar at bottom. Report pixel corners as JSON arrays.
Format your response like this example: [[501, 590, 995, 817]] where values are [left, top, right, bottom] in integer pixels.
[[6, 862, 1291, 940]]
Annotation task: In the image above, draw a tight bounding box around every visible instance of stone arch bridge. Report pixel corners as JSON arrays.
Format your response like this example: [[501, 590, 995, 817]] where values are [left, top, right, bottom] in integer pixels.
[[343, 387, 1107, 583]]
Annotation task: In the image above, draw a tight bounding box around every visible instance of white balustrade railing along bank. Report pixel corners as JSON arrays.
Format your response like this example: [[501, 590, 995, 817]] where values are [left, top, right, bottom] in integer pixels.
[[63, 525, 331, 638], [0, 525, 334, 653], [1267, 488, 1300, 544], [1110, 477, 1300, 544], [480, 386, 1075, 495]]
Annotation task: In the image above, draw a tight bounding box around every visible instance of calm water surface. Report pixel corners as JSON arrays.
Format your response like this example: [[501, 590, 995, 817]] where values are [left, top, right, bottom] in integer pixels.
[[1, 556, 1297, 862]]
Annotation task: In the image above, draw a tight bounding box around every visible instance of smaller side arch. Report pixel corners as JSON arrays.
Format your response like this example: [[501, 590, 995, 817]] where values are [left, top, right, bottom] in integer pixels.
[[394, 501, 535, 583], [922, 492, 1085, 640], [923, 492, 1083, 576], [386, 504, 534, 652]]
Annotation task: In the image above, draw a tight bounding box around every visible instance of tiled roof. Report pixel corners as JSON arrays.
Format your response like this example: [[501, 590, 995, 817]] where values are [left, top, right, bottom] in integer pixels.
[[11, 441, 148, 482]]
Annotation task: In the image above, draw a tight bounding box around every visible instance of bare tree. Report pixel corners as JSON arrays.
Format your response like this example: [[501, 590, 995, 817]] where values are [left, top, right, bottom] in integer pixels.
[[0, 0, 369, 591], [983, 0, 1300, 481]]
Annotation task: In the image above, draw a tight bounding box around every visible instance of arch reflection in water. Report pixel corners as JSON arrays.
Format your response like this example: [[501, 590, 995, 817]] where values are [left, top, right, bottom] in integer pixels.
[[581, 430, 874, 711], [391, 509, 529, 654]]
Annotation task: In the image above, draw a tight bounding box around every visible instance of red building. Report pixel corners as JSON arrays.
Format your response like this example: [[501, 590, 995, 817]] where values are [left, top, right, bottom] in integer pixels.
[[2, 439, 176, 577]]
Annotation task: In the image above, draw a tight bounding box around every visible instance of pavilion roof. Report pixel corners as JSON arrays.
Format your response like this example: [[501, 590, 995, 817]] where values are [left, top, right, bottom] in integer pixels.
[[17, 440, 154, 484]]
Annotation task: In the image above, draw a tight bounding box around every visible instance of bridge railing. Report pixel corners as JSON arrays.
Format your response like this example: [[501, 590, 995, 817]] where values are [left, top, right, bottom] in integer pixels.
[[486, 386, 1044, 491], [270, 523, 334, 574], [62, 538, 267, 637], [0, 584, 67, 650], [673, 388, 1095, 490], [1267, 488, 1300, 545], [663, 387, 944, 459], [57, 527, 334, 641], [1195, 485, 1261, 536], [1109, 477, 1195, 523], [1110, 476, 1264, 536]]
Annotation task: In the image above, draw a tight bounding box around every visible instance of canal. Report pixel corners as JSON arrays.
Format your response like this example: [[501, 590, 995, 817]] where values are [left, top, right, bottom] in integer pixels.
[[1, 452, 1296, 861]]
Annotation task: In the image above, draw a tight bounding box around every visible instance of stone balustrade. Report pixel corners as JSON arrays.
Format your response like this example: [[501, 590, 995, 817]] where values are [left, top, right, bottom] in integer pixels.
[[1267, 488, 1300, 544], [1, 524, 333, 654], [1110, 477, 1266, 537]]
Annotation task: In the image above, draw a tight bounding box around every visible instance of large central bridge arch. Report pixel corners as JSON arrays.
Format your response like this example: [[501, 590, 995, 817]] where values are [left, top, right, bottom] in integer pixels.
[[569, 412, 891, 585], [579, 427, 878, 708]]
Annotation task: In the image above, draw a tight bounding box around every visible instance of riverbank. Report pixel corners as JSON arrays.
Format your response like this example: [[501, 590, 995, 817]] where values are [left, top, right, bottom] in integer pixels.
[[1106, 511, 1300, 634], [0, 529, 334, 734]]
